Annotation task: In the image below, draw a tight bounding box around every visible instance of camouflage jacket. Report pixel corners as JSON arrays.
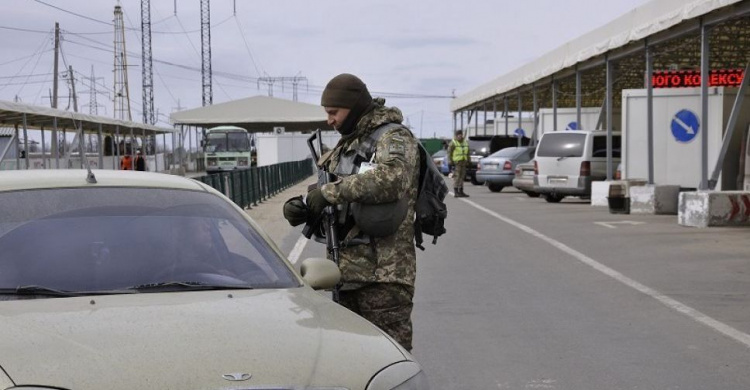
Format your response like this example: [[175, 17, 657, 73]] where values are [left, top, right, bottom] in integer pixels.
[[319, 98, 420, 287]]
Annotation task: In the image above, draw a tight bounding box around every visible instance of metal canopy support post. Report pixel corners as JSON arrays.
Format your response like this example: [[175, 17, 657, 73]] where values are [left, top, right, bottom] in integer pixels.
[[41, 126, 46, 169], [532, 85, 538, 145], [22, 113, 29, 169], [576, 67, 582, 130], [453, 112, 457, 133], [115, 125, 120, 170], [493, 99, 497, 135], [79, 122, 85, 169], [483, 102, 487, 136], [709, 61, 750, 190], [130, 127, 135, 170], [14, 125, 20, 170], [517, 90, 522, 147], [474, 107, 478, 137], [699, 20, 710, 190], [646, 43, 655, 184], [552, 77, 558, 132], [460, 111, 465, 131], [98, 124, 103, 169], [606, 57, 614, 180], [504, 96, 509, 136], [53, 117, 59, 169]]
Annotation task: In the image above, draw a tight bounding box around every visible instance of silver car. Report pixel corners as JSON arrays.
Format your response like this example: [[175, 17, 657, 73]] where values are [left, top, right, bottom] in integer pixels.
[[512, 160, 540, 197], [0, 170, 428, 390], [475, 146, 536, 192]]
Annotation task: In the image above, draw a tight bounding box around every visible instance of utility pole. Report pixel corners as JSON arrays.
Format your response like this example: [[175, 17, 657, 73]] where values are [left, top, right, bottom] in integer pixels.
[[257, 74, 308, 101], [52, 22, 60, 109], [68, 65, 78, 113], [113, 4, 132, 121], [141, 0, 155, 125], [200, 0, 213, 106]]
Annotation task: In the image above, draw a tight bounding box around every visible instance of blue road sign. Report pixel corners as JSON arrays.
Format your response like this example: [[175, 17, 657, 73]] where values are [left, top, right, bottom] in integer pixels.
[[514, 128, 525, 138], [565, 121, 579, 131], [670, 109, 700, 143]]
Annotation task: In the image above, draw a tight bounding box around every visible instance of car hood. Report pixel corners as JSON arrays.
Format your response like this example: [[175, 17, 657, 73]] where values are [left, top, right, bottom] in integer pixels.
[[0, 288, 407, 390]]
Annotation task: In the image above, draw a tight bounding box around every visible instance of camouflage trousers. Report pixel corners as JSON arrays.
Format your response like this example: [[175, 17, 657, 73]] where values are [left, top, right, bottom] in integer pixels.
[[453, 160, 468, 189], [338, 283, 415, 351]]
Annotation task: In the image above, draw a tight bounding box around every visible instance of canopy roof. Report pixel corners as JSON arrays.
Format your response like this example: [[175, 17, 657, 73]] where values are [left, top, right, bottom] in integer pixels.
[[0, 100, 175, 136], [451, 0, 748, 112], [170, 95, 329, 132]]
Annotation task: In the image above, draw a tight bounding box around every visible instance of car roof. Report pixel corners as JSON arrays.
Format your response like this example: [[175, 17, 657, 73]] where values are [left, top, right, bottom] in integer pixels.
[[0, 170, 209, 193]]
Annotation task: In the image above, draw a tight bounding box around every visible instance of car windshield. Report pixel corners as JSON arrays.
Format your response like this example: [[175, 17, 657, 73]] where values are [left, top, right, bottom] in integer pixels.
[[489, 147, 524, 158], [537, 133, 586, 158], [205, 132, 251, 153], [0, 187, 298, 296]]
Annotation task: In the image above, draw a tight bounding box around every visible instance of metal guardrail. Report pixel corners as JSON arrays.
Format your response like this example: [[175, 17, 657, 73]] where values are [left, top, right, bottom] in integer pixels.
[[194, 158, 313, 209]]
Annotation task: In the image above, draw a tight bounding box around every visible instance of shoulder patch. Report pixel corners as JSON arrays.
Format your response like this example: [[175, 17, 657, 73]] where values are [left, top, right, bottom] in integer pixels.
[[387, 136, 406, 156]]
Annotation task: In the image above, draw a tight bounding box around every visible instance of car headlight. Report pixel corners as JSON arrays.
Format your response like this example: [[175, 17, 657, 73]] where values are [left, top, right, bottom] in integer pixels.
[[366, 361, 430, 390]]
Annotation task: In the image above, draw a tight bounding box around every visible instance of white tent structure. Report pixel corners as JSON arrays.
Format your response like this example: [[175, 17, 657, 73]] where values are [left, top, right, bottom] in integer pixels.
[[170, 95, 329, 132]]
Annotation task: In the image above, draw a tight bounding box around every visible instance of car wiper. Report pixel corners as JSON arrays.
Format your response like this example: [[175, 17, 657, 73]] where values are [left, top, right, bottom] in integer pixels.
[[0, 285, 83, 297], [127, 281, 254, 291]]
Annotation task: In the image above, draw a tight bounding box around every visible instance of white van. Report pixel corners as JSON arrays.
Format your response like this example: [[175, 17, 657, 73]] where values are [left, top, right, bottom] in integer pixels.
[[534, 130, 621, 203]]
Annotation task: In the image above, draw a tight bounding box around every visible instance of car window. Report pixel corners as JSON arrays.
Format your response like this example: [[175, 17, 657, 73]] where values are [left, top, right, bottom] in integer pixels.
[[489, 147, 523, 158], [468, 140, 491, 156], [592, 135, 622, 158], [537, 133, 585, 157], [0, 188, 299, 294]]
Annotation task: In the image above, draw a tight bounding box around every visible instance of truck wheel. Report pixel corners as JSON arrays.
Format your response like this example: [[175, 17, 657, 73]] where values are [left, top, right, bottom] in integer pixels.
[[524, 191, 540, 198], [488, 184, 504, 192], [544, 194, 565, 203]]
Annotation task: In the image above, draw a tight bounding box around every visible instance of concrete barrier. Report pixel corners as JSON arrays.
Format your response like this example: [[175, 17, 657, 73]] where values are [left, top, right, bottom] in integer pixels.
[[678, 191, 750, 227], [631, 185, 680, 215], [591, 181, 611, 206]]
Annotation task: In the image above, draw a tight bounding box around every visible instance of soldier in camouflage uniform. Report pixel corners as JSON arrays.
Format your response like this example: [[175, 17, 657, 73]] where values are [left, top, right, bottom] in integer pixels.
[[282, 74, 420, 351]]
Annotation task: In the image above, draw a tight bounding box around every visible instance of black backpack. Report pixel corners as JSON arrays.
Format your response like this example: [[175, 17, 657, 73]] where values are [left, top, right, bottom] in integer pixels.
[[360, 123, 448, 250], [414, 143, 448, 250]]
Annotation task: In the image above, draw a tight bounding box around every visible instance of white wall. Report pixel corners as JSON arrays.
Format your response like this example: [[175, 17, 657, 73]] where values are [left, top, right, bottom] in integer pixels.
[[622, 87, 750, 190], [256, 131, 340, 166], [538, 107, 621, 135]]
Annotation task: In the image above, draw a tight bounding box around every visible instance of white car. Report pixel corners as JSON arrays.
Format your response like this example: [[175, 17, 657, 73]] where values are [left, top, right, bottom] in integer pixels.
[[0, 170, 428, 390]]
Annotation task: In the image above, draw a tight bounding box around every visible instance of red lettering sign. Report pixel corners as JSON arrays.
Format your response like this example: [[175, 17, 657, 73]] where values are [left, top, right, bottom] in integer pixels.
[[651, 69, 744, 88]]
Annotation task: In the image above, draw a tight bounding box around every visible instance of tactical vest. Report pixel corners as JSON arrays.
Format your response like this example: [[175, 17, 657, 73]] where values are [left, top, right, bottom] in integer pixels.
[[327, 123, 410, 246], [451, 139, 469, 162]]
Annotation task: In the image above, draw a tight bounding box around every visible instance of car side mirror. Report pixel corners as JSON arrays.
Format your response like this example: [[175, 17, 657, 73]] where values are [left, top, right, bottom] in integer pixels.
[[300, 257, 341, 290]]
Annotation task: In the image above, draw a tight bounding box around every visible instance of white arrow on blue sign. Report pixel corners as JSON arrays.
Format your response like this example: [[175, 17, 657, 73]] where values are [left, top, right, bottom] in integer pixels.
[[514, 128, 525, 138], [670, 109, 700, 143]]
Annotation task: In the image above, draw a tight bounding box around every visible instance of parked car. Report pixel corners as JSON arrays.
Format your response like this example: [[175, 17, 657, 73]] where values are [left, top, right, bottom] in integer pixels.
[[476, 146, 536, 192], [534, 130, 621, 203], [512, 160, 540, 197], [467, 135, 530, 185], [0, 170, 428, 390], [432, 149, 450, 176]]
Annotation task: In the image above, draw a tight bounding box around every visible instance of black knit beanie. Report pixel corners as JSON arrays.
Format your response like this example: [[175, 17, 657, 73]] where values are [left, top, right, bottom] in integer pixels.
[[321, 73, 374, 135]]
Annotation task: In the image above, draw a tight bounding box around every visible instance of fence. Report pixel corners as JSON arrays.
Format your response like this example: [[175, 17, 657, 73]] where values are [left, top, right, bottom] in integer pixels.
[[195, 158, 313, 209]]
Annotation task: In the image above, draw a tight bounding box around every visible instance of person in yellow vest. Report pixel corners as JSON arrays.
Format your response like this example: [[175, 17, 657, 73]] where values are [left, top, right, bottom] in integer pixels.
[[447, 129, 470, 197]]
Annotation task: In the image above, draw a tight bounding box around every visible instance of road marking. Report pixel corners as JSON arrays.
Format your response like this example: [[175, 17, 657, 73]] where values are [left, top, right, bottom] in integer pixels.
[[594, 221, 646, 229], [460, 197, 750, 349], [288, 236, 308, 265]]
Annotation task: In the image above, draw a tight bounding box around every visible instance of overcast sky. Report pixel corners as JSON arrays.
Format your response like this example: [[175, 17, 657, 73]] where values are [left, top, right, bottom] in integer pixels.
[[0, 0, 651, 139]]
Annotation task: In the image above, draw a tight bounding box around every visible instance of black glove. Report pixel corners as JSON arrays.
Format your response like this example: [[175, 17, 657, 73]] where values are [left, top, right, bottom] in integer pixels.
[[306, 188, 332, 217], [283, 196, 309, 227]]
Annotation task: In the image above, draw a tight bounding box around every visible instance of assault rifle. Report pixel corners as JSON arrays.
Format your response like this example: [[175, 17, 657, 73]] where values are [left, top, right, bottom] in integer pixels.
[[302, 129, 341, 301]]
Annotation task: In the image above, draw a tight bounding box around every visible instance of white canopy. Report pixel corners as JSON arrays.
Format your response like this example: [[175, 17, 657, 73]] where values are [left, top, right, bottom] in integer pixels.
[[451, 0, 744, 111], [170, 95, 329, 132], [0, 100, 175, 136]]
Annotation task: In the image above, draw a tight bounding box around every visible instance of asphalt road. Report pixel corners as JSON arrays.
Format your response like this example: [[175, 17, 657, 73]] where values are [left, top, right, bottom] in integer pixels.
[[276, 181, 750, 390]]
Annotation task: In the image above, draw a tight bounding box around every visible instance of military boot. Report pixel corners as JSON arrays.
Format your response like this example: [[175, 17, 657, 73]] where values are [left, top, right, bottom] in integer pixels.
[[454, 188, 466, 198], [460, 188, 470, 197]]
